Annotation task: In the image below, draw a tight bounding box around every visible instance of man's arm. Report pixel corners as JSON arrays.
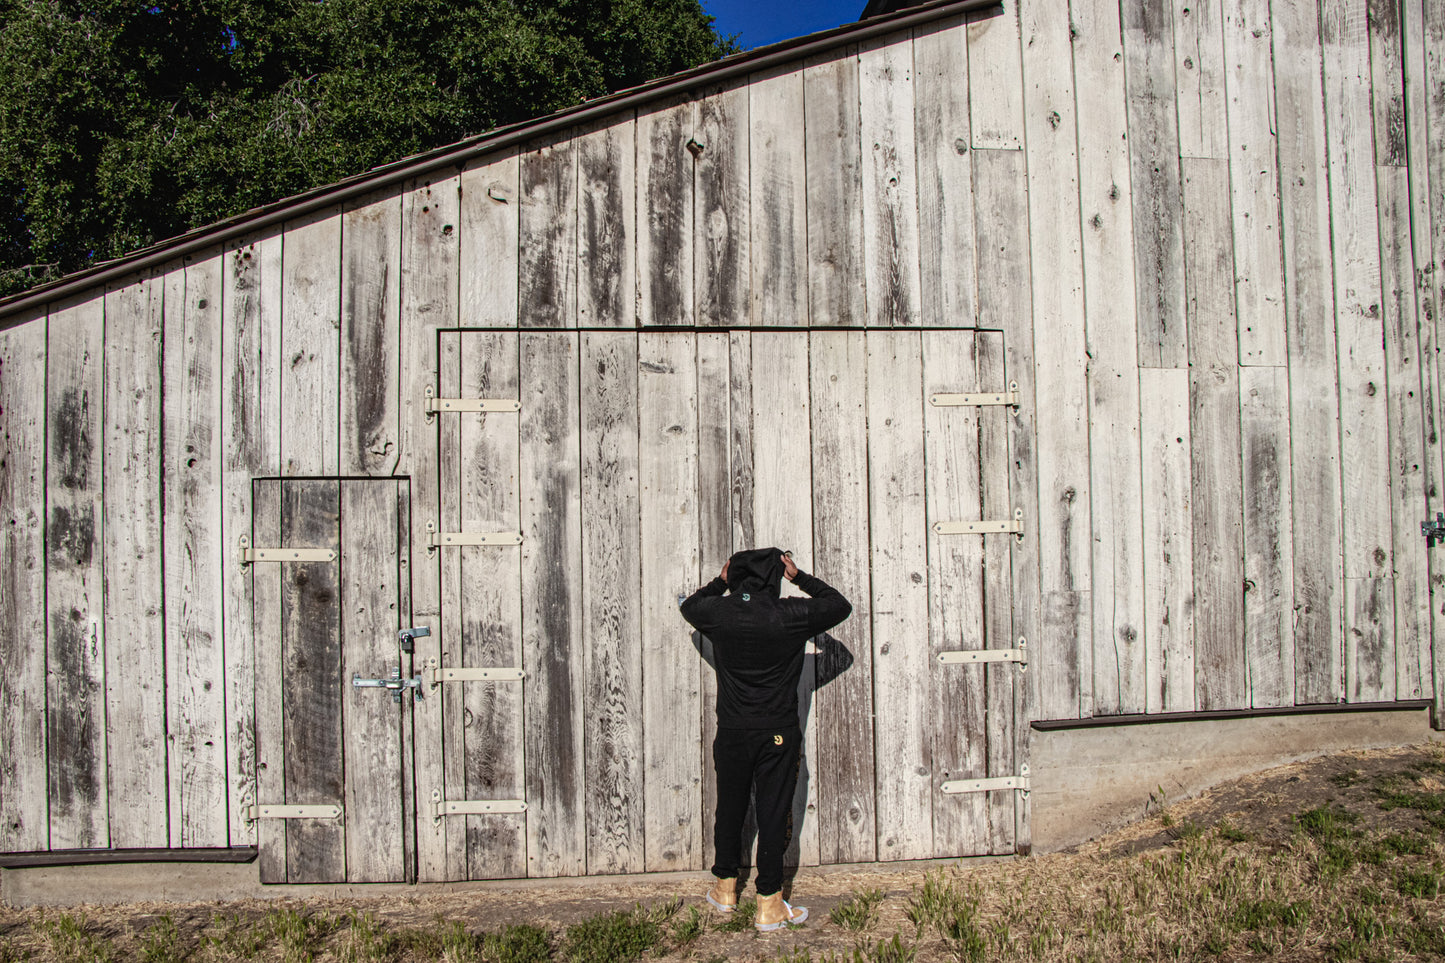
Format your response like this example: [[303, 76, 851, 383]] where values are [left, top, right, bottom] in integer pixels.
[[784, 556, 852, 638], [679, 561, 729, 633]]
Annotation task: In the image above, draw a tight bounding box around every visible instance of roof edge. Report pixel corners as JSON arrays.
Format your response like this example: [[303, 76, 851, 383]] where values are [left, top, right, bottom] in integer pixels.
[[0, 0, 1001, 326]]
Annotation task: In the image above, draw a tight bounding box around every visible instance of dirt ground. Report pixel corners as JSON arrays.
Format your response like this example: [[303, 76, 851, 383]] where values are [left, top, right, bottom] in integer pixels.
[[4, 743, 1445, 961]]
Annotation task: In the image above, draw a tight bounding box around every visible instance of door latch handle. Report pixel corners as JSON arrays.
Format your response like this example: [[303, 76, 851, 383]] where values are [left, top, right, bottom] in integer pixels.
[[399, 625, 430, 654], [353, 670, 424, 703]]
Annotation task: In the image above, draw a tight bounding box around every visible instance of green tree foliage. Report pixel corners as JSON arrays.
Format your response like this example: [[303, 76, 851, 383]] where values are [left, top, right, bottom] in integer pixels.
[[0, 0, 738, 295]]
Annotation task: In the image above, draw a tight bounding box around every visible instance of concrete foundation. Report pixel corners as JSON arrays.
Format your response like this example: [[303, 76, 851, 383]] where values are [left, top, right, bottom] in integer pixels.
[[1030, 706, 1441, 853]]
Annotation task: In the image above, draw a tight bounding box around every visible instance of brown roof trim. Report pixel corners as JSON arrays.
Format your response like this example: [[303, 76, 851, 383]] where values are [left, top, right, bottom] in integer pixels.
[[0, 0, 1001, 327]]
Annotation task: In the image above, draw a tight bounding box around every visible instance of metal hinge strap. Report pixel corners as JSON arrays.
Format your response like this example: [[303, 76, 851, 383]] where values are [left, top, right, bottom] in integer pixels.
[[929, 381, 1020, 408], [938, 638, 1027, 666], [238, 535, 336, 566], [431, 790, 526, 825], [424, 520, 523, 556], [933, 509, 1024, 536], [941, 766, 1030, 796], [429, 667, 525, 683], [424, 385, 521, 419], [245, 804, 342, 821], [1424, 513, 1445, 545]]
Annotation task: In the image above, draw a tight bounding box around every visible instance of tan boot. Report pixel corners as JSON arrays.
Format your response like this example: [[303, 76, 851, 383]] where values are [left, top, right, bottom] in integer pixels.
[[754, 891, 808, 931], [706, 875, 738, 913]]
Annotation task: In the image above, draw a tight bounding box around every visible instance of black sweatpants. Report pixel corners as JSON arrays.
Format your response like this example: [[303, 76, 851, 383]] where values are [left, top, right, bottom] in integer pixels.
[[710, 725, 802, 896]]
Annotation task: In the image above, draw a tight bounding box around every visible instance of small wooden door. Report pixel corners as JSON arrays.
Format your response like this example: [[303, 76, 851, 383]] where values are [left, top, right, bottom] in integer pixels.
[[252, 478, 415, 883]]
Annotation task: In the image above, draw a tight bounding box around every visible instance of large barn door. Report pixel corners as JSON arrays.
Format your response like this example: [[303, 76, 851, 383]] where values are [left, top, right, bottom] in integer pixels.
[[252, 478, 414, 884]]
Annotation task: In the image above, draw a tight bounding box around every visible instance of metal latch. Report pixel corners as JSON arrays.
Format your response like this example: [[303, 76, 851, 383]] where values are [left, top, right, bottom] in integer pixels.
[[929, 381, 1020, 408], [399, 625, 430, 654], [938, 638, 1027, 666], [941, 765, 1030, 796], [431, 789, 526, 825], [353, 670, 424, 703], [1424, 513, 1445, 545], [933, 508, 1024, 537], [238, 535, 337, 566], [425, 520, 523, 556], [245, 804, 342, 821], [424, 385, 521, 420]]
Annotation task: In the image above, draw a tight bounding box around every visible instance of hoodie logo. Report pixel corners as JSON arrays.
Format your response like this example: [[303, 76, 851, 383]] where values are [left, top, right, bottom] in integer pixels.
[[742, 593, 751, 601], [773, 734, 783, 746]]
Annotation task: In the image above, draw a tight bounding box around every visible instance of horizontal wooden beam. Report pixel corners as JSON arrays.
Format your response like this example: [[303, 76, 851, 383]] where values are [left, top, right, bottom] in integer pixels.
[[1031, 700, 1433, 731], [0, 847, 258, 868]]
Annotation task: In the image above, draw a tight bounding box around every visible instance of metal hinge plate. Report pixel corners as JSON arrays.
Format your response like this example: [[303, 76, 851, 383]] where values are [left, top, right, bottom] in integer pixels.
[[1424, 513, 1445, 545], [431, 790, 526, 825], [424, 520, 523, 555], [429, 666, 525, 683], [938, 639, 1027, 666], [933, 509, 1024, 536], [245, 804, 342, 821], [424, 385, 521, 417], [238, 536, 336, 565], [941, 765, 1030, 796], [929, 381, 1020, 408]]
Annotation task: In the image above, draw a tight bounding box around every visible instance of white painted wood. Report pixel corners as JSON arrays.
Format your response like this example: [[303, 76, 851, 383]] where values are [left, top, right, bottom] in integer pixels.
[[638, 100, 694, 328], [915, 17, 978, 328], [695, 83, 751, 328], [1222, 0, 1287, 365], [341, 192, 402, 476], [1140, 368, 1195, 713], [104, 274, 168, 849], [519, 136, 577, 329], [0, 312, 50, 852], [860, 31, 922, 328], [967, 2, 1024, 150], [639, 332, 702, 872], [460, 148, 521, 327], [750, 332, 818, 866], [280, 209, 341, 475], [577, 119, 636, 328], [1240, 367, 1295, 708], [804, 50, 865, 328], [749, 66, 807, 326], [163, 253, 229, 848], [1174, 0, 1228, 158], [867, 332, 931, 860]]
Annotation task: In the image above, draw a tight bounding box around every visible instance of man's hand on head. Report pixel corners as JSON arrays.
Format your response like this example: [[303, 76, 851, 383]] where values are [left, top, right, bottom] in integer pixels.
[[721, 559, 730, 582], [781, 551, 798, 583]]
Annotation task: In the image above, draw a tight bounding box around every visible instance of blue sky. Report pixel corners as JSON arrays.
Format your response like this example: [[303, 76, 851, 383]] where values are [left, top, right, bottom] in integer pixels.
[[701, 0, 871, 49]]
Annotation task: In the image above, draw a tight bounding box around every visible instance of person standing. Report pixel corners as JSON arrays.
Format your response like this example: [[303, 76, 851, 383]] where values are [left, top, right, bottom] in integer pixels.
[[679, 547, 852, 932]]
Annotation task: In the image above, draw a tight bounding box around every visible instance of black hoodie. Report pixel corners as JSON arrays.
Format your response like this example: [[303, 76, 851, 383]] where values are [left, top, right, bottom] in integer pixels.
[[680, 548, 852, 729]]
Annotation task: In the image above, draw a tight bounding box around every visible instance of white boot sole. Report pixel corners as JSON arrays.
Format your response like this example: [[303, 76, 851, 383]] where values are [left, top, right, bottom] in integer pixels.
[[706, 893, 736, 913], [755, 904, 808, 931]]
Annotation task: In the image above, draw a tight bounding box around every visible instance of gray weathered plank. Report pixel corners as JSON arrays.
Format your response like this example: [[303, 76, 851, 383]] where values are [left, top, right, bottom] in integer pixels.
[[966, 2, 1024, 150], [1421, 0, 1445, 725], [729, 333, 755, 550], [867, 332, 931, 860], [581, 331, 644, 874], [638, 100, 693, 328], [460, 148, 521, 327], [696, 332, 731, 870], [1125, 0, 1189, 366], [280, 209, 341, 475], [520, 333, 586, 876], [1183, 158, 1248, 710], [803, 50, 865, 328], [437, 331, 466, 882], [640, 332, 702, 871], [1174, 0, 1229, 158], [809, 331, 876, 864], [519, 135, 578, 329], [1240, 367, 1295, 708], [695, 84, 751, 328], [915, 17, 978, 328], [252, 480, 285, 882], [860, 32, 922, 328], [577, 119, 636, 328], [0, 312, 50, 852], [1272, 0, 1344, 705], [281, 480, 344, 882], [104, 274, 168, 849], [1369, 0, 1407, 167], [340, 480, 405, 882], [163, 253, 228, 849], [341, 192, 402, 476], [749, 66, 807, 326], [1140, 368, 1195, 712]]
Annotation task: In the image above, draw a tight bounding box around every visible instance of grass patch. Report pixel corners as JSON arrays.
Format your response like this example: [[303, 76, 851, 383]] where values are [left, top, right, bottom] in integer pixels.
[[1296, 804, 1360, 840], [1333, 768, 1367, 788], [1227, 897, 1311, 931], [559, 903, 669, 963], [669, 905, 705, 947], [714, 897, 757, 933], [1215, 819, 1250, 843], [1396, 866, 1441, 899], [904, 869, 963, 935], [39, 913, 113, 963], [137, 915, 182, 963], [482, 922, 551, 963], [828, 888, 884, 932]]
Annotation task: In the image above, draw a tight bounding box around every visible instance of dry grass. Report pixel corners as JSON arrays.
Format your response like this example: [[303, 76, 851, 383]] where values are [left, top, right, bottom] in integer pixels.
[[4, 745, 1445, 962]]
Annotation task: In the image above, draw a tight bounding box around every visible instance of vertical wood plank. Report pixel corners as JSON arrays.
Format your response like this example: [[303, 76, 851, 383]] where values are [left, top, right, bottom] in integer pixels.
[[0, 313, 50, 852], [577, 119, 636, 328], [460, 149, 521, 328], [809, 331, 876, 864], [520, 333, 585, 876], [1174, 0, 1229, 158], [163, 254, 228, 849], [750, 67, 808, 327], [803, 51, 865, 328], [1273, 0, 1345, 705], [695, 84, 751, 328], [867, 332, 931, 860], [967, 2, 1025, 150], [582, 331, 643, 874], [519, 136, 578, 329], [729, 333, 755, 550], [1368, 0, 1407, 167], [281, 480, 344, 882], [1184, 158, 1248, 710], [638, 100, 694, 328], [1074, 0, 1147, 716], [401, 173, 461, 881], [921, 330, 987, 857], [455, 331, 526, 880], [1140, 368, 1195, 712], [640, 332, 702, 872], [104, 274, 167, 848], [1240, 367, 1295, 707], [860, 33, 922, 328], [1222, 0, 1287, 365], [437, 330, 466, 882], [280, 209, 341, 475], [751, 332, 818, 867], [222, 234, 280, 848], [1125, 0, 1189, 366], [341, 193, 402, 476], [340, 480, 405, 882], [915, 18, 978, 328], [252, 480, 284, 882]]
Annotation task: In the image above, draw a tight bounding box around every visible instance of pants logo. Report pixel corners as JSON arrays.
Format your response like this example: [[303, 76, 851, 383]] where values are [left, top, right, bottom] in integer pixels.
[[773, 734, 783, 746]]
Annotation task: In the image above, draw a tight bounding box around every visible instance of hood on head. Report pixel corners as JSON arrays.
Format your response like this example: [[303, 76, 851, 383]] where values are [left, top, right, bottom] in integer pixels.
[[726, 547, 786, 600]]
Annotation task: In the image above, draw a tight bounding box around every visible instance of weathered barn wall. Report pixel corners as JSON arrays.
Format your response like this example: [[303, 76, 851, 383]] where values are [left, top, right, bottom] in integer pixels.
[[2, 0, 1444, 880]]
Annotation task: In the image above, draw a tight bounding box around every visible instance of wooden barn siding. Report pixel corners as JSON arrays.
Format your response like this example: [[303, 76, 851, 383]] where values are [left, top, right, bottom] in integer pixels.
[[3, 0, 1445, 861]]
